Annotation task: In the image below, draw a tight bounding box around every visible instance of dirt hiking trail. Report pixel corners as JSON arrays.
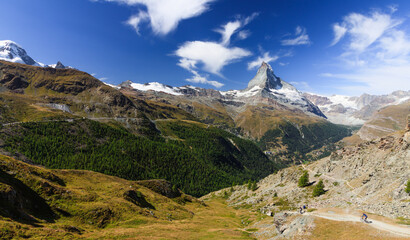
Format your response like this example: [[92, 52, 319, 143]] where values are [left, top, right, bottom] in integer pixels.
[[305, 209, 410, 237]]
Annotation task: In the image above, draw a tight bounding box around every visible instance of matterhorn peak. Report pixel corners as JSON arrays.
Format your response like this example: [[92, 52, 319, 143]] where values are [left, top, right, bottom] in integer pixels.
[[0, 40, 44, 66], [247, 62, 282, 90]]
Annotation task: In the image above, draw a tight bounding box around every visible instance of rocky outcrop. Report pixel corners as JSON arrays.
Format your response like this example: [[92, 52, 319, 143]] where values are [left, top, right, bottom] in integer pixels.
[[0, 73, 29, 90], [219, 123, 410, 220], [136, 179, 181, 198]]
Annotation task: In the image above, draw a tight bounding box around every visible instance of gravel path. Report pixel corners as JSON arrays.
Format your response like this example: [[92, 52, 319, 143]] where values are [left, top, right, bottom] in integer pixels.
[[306, 211, 410, 237]]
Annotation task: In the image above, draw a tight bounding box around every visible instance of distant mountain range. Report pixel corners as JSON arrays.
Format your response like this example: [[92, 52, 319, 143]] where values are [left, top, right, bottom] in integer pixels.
[[304, 91, 410, 125]]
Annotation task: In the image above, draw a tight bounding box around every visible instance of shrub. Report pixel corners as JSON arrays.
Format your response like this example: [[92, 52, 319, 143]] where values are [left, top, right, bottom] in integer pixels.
[[298, 171, 309, 187], [251, 181, 257, 191], [312, 179, 325, 197], [406, 180, 410, 194]]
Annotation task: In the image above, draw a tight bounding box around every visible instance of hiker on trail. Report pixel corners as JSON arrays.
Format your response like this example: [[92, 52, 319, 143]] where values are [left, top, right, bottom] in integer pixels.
[[299, 207, 303, 214], [303, 205, 307, 210], [362, 213, 368, 222]]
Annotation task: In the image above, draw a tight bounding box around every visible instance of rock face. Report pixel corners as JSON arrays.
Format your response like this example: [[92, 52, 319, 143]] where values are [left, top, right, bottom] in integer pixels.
[[247, 62, 282, 90]]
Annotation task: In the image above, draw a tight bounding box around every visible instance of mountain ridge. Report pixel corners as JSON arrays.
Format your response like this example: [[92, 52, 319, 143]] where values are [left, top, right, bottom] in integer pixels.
[[116, 62, 327, 119]]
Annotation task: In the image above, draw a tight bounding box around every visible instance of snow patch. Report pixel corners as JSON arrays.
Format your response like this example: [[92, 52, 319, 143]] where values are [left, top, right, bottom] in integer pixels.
[[221, 86, 261, 98], [270, 87, 304, 103], [130, 82, 182, 95], [103, 82, 120, 89]]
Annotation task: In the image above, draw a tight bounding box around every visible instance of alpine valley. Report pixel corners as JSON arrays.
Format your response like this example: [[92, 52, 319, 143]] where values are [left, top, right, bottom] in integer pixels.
[[0, 40, 409, 240]]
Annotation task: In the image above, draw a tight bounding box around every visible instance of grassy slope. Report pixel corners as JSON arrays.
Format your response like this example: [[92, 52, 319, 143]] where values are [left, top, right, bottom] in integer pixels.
[[358, 101, 410, 139], [0, 154, 257, 240]]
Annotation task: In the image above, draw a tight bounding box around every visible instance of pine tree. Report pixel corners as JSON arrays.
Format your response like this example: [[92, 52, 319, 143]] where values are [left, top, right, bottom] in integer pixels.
[[312, 179, 325, 197], [298, 170, 309, 187], [247, 179, 252, 190]]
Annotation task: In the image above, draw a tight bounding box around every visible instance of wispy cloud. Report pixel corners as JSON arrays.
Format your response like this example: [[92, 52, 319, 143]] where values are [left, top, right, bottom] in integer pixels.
[[237, 30, 251, 40], [331, 11, 401, 52], [325, 8, 410, 95], [247, 49, 292, 70], [186, 70, 224, 88], [247, 52, 279, 70], [175, 14, 257, 87], [126, 11, 149, 35], [214, 13, 258, 46], [215, 21, 242, 46], [98, 0, 216, 35], [177, 58, 223, 88], [281, 26, 311, 46]]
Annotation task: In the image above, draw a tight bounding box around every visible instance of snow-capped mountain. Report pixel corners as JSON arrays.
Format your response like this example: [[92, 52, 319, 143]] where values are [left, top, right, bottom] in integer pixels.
[[114, 62, 326, 119], [220, 62, 326, 118], [0, 40, 72, 69], [0, 40, 45, 67], [304, 91, 410, 125]]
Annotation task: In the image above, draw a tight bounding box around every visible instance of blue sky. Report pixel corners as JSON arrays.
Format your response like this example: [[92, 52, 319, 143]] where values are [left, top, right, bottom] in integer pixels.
[[1, 0, 409, 96]]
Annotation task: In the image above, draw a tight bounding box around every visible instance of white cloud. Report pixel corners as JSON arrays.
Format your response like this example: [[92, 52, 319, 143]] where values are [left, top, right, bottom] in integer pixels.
[[175, 14, 258, 87], [177, 58, 223, 87], [237, 30, 251, 40], [281, 26, 311, 46], [279, 62, 288, 66], [186, 70, 224, 88], [331, 11, 401, 52], [177, 58, 198, 71], [243, 12, 259, 25], [331, 24, 347, 46], [247, 52, 279, 70], [214, 13, 258, 46], [176, 41, 251, 75], [126, 11, 149, 34], [99, 77, 108, 81], [325, 8, 410, 95], [215, 21, 242, 46], [100, 0, 215, 35]]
